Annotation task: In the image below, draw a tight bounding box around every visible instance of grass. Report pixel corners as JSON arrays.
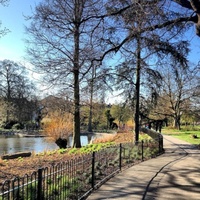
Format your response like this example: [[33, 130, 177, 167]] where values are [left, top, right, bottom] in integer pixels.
[[162, 126, 200, 145]]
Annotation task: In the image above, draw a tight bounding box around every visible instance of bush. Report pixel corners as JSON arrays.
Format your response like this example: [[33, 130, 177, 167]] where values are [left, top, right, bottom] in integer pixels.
[[2, 120, 20, 129], [12, 123, 24, 130]]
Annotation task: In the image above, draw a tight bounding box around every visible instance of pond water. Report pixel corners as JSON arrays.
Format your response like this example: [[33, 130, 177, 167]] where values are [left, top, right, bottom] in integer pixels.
[[0, 135, 93, 155]]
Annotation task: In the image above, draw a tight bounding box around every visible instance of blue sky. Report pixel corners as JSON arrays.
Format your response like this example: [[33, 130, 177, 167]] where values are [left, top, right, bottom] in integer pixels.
[[0, 0, 200, 64], [0, 0, 40, 61]]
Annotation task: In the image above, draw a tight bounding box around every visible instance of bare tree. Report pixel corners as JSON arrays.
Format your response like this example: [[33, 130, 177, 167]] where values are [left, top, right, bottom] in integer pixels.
[[107, 0, 190, 142], [95, 0, 200, 64], [0, 60, 36, 123], [81, 61, 112, 132], [153, 63, 200, 129], [26, 0, 106, 147]]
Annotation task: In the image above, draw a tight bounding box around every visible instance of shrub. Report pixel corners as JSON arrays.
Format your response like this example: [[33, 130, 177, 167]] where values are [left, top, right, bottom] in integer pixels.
[[12, 123, 24, 130], [42, 111, 73, 148]]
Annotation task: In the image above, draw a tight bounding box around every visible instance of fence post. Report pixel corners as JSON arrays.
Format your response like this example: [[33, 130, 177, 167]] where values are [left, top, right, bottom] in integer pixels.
[[141, 140, 144, 161], [37, 168, 43, 200], [91, 152, 95, 189], [119, 144, 122, 171]]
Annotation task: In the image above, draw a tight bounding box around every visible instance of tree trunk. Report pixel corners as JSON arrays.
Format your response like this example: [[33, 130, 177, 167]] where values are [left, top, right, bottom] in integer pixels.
[[88, 65, 95, 132], [134, 37, 141, 144], [173, 115, 181, 130], [72, 2, 82, 147], [73, 68, 81, 148], [87, 102, 93, 132]]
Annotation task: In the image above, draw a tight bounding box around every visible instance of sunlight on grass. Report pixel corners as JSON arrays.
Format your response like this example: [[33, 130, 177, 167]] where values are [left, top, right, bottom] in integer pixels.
[[139, 134, 152, 141], [162, 126, 200, 144]]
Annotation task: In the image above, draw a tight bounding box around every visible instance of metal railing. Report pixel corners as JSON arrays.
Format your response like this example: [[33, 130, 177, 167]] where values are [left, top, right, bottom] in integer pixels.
[[0, 132, 163, 200]]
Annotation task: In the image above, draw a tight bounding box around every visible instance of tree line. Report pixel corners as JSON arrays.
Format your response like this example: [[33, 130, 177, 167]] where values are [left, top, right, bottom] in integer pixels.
[[0, 60, 38, 129]]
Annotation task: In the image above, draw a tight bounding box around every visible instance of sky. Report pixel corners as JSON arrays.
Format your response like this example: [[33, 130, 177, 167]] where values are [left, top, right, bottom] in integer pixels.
[[0, 0, 41, 62]]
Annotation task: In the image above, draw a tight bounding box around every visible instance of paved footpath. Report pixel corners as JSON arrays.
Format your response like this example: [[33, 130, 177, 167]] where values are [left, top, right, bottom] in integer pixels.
[[87, 135, 200, 200]]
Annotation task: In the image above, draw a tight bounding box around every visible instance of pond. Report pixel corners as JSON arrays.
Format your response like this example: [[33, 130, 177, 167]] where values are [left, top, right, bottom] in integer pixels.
[[0, 135, 93, 155]]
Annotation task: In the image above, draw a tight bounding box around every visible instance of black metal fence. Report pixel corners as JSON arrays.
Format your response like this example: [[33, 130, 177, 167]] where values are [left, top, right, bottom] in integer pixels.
[[0, 131, 163, 200]]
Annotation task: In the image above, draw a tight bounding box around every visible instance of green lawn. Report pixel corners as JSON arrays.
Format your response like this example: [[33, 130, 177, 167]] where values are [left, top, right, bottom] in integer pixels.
[[162, 126, 200, 145]]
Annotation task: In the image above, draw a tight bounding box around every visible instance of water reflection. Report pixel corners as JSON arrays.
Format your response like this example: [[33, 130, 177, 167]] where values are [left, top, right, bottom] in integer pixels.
[[0, 135, 93, 155], [68, 135, 93, 147], [0, 136, 58, 155]]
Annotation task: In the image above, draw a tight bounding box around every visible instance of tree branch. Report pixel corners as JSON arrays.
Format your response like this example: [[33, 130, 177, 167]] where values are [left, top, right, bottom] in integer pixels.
[[173, 0, 193, 10], [94, 15, 194, 63]]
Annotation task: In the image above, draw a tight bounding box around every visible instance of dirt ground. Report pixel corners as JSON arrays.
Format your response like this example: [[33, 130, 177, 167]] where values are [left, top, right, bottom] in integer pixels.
[[0, 132, 134, 184]]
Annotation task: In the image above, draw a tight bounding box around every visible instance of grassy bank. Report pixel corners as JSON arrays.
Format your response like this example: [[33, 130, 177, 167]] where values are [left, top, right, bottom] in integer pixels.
[[0, 131, 156, 184], [162, 126, 200, 145]]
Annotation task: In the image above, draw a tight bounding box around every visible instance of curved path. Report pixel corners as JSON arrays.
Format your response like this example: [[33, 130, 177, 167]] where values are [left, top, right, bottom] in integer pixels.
[[87, 135, 200, 200]]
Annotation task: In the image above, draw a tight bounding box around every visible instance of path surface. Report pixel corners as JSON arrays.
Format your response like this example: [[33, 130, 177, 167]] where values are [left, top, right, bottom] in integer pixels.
[[87, 135, 200, 200]]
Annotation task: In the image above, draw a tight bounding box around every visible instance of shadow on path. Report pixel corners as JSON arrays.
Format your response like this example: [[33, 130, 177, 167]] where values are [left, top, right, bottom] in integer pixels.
[[87, 135, 200, 200], [143, 135, 200, 200]]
